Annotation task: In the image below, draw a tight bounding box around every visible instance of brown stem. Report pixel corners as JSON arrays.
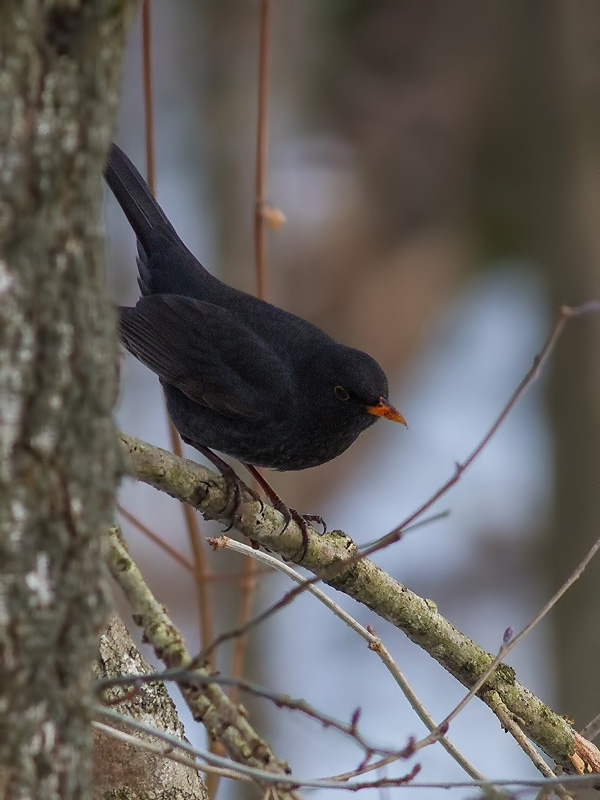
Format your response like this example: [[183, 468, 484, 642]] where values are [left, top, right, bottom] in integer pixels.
[[140, 0, 215, 662]]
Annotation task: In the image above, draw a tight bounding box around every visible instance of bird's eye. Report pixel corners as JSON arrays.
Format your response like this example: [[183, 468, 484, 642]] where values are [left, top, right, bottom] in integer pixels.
[[334, 385, 349, 401]]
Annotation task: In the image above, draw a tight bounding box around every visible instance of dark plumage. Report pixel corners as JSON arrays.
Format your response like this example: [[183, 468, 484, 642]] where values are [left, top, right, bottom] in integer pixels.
[[106, 143, 405, 475]]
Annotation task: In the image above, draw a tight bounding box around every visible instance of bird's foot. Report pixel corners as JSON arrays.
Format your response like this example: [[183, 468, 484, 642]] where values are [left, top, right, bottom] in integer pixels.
[[218, 467, 263, 532], [184, 441, 262, 529], [300, 513, 327, 533], [279, 507, 314, 561], [244, 464, 326, 560]]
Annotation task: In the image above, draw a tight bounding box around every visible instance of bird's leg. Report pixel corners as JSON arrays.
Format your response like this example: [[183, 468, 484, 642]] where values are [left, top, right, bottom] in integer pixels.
[[243, 464, 326, 561], [181, 439, 262, 530]]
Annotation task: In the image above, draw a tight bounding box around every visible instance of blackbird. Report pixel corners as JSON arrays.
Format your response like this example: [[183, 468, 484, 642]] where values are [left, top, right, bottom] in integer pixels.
[[106, 144, 406, 544]]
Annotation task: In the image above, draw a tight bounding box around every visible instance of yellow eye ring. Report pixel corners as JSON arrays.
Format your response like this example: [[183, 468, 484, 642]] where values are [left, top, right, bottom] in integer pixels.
[[334, 385, 349, 401]]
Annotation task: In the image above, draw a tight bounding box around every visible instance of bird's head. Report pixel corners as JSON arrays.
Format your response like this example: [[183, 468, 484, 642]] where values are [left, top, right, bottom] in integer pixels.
[[309, 341, 407, 428]]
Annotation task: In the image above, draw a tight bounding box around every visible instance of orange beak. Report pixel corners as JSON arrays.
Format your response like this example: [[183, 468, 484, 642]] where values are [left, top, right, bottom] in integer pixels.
[[366, 397, 407, 427]]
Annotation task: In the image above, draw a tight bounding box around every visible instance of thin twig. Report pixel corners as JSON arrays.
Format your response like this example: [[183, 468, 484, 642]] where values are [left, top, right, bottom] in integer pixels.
[[212, 538, 497, 791], [581, 711, 600, 742], [114, 508, 273, 580], [413, 531, 600, 753], [95, 707, 288, 788], [364, 302, 600, 557], [228, 0, 274, 706], [140, 0, 214, 661], [105, 526, 297, 794], [348, 637, 503, 797], [487, 694, 572, 800], [359, 510, 449, 548], [93, 720, 249, 782], [228, 554, 258, 704], [160, 673, 404, 760], [117, 503, 193, 571], [98, 537, 490, 787], [254, 0, 271, 299], [95, 705, 423, 792], [94, 705, 600, 796], [97, 666, 400, 760]]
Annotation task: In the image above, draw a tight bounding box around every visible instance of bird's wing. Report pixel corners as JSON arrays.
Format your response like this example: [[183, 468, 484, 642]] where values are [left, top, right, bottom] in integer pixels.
[[119, 294, 291, 420]]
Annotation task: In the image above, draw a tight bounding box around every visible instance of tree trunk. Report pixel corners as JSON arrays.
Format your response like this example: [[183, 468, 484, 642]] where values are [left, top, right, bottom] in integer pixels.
[[545, 0, 600, 726], [0, 2, 137, 797], [93, 616, 208, 800]]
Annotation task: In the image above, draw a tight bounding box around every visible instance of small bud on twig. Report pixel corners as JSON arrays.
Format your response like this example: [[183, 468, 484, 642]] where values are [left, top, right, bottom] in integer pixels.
[[261, 205, 286, 230]]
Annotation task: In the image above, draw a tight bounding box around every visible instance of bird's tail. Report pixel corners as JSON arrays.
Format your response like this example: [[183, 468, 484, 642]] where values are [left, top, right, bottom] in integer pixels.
[[104, 143, 182, 255]]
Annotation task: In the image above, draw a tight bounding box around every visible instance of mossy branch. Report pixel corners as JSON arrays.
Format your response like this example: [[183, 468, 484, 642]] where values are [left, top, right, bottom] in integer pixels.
[[107, 526, 300, 799], [119, 431, 600, 775]]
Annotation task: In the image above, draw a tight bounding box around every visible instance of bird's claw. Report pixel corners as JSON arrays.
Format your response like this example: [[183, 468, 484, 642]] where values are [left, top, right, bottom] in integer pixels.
[[269, 503, 326, 561], [220, 472, 263, 530], [301, 513, 326, 533], [184, 441, 263, 529]]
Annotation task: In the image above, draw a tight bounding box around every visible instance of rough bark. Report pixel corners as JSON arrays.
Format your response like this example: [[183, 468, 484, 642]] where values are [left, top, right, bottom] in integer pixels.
[[0, 2, 137, 798], [93, 616, 208, 800]]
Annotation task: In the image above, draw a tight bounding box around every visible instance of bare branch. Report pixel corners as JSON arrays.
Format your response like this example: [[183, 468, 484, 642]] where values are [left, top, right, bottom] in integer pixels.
[[412, 532, 600, 755], [120, 430, 600, 775], [105, 526, 299, 799], [216, 539, 499, 792]]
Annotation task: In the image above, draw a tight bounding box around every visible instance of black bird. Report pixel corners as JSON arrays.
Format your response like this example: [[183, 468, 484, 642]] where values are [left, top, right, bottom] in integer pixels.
[[106, 144, 406, 545]]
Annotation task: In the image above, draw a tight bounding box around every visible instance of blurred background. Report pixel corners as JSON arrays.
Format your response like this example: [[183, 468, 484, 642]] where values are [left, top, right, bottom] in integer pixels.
[[105, 1, 599, 797]]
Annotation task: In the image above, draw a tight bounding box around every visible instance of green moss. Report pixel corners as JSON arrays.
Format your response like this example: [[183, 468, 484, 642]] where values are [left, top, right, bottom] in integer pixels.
[[495, 663, 516, 685]]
